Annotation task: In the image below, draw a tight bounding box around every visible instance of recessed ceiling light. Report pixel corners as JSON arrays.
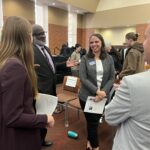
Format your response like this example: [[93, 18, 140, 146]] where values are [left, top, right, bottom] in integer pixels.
[[52, 2, 55, 6]]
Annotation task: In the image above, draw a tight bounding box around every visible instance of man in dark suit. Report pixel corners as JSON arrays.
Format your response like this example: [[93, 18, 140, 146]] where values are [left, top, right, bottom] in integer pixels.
[[32, 24, 56, 147]]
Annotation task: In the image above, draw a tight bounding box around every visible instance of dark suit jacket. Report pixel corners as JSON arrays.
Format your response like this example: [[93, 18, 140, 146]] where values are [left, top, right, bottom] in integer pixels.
[[33, 44, 56, 96], [79, 54, 115, 101], [0, 58, 47, 150]]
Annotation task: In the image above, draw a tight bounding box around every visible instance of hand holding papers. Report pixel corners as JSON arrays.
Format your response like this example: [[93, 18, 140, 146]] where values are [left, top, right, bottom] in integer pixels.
[[47, 115, 55, 128], [36, 93, 58, 115], [84, 96, 107, 114]]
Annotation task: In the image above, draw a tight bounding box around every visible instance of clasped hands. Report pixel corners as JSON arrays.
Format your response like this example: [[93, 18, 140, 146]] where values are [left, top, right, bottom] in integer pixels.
[[95, 89, 106, 102]]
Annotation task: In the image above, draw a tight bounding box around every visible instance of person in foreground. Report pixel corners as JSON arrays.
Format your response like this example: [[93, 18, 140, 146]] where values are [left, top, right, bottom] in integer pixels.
[[105, 24, 150, 150], [79, 33, 115, 150], [0, 16, 54, 150]]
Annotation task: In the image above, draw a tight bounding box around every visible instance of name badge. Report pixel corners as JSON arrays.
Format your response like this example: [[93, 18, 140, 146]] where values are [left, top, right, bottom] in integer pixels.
[[89, 61, 95, 66]]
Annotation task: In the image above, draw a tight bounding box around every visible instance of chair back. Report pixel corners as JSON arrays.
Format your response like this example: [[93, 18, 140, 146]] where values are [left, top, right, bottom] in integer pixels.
[[62, 76, 80, 93]]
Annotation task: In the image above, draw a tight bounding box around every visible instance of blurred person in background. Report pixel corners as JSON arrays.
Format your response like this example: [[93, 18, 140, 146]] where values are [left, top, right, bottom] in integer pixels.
[[105, 41, 122, 75], [116, 32, 144, 82], [69, 43, 81, 77], [80, 48, 87, 58], [60, 43, 71, 59]]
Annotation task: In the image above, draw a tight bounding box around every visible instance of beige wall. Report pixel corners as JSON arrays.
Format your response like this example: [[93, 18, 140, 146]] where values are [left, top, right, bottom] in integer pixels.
[[3, 0, 35, 22], [77, 14, 83, 28], [48, 7, 68, 53], [48, 7, 84, 28], [48, 8, 84, 28], [83, 3, 150, 28], [58, 0, 99, 12], [48, 6, 68, 26], [96, 27, 136, 45]]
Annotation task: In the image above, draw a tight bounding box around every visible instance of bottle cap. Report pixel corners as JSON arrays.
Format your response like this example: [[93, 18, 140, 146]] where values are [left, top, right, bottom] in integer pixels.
[[67, 130, 78, 139]]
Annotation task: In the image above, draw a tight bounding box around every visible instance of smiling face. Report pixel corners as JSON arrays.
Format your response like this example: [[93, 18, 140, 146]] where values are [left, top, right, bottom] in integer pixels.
[[143, 24, 150, 64], [89, 35, 102, 54]]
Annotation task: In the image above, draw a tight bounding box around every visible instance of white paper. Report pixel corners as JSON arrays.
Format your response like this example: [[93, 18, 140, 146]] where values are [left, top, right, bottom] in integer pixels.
[[84, 96, 107, 114], [36, 93, 58, 115], [66, 76, 77, 87]]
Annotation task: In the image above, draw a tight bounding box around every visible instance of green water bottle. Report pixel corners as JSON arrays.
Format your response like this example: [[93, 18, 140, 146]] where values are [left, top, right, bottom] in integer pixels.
[[67, 130, 78, 139]]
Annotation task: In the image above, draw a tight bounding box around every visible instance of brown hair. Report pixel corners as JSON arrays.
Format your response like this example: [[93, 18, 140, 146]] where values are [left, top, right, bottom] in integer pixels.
[[87, 33, 107, 59], [0, 16, 37, 97], [126, 32, 139, 41]]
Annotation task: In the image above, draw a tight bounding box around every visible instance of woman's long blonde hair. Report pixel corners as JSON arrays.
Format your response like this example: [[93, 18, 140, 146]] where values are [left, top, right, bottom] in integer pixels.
[[0, 16, 37, 97]]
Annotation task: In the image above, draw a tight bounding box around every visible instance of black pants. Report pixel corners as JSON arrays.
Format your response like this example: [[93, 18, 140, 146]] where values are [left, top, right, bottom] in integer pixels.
[[40, 128, 47, 144], [80, 99, 102, 148]]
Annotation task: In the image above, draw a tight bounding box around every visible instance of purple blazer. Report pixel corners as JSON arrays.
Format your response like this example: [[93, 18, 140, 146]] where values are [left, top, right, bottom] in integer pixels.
[[0, 58, 47, 150]]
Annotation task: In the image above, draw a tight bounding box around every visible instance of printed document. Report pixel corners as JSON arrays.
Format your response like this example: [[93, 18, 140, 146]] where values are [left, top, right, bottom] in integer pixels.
[[66, 76, 77, 87], [36, 93, 58, 115], [84, 96, 107, 114]]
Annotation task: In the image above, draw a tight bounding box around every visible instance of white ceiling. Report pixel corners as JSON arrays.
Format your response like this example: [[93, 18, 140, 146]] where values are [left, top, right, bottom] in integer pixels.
[[33, 0, 89, 14]]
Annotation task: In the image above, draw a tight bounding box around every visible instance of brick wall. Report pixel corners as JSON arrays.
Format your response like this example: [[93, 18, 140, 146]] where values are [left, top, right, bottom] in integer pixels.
[[82, 28, 95, 50], [77, 28, 95, 50], [49, 24, 68, 55], [48, 25, 94, 54], [136, 24, 147, 43], [77, 28, 83, 46]]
